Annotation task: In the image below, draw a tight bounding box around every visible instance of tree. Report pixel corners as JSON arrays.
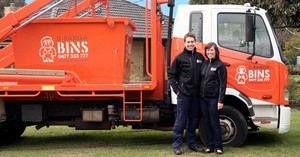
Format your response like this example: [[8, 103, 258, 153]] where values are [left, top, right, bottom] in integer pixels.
[[284, 29, 300, 65], [0, 0, 25, 18], [189, 0, 300, 28]]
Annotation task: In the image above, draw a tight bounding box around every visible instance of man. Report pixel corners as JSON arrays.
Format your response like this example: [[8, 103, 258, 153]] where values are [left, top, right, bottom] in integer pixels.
[[168, 32, 205, 155]]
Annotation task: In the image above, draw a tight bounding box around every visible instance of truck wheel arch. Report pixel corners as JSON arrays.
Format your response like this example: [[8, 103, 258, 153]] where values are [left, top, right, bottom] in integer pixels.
[[198, 92, 252, 147], [199, 105, 248, 147]]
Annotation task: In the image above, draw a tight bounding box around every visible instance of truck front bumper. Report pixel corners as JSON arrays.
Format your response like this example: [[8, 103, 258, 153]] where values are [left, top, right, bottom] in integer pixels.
[[278, 105, 291, 134]]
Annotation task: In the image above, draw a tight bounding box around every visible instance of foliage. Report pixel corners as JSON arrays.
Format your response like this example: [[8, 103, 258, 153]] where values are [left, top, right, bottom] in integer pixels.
[[189, 0, 300, 28], [283, 29, 300, 65], [287, 65, 300, 75], [0, 0, 25, 17], [289, 75, 300, 108], [284, 29, 300, 75]]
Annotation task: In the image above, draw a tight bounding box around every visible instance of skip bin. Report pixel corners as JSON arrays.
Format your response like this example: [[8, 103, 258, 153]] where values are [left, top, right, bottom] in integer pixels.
[[12, 18, 136, 84]]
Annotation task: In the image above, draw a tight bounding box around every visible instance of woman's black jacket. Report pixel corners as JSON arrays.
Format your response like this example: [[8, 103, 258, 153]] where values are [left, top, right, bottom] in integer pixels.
[[199, 58, 227, 103]]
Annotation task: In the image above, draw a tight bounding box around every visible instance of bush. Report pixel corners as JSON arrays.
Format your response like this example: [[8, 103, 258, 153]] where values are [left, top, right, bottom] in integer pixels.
[[288, 65, 300, 75], [289, 75, 300, 109]]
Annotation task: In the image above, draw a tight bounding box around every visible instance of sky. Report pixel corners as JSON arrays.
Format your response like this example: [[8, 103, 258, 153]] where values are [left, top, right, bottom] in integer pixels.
[[24, 0, 189, 16]]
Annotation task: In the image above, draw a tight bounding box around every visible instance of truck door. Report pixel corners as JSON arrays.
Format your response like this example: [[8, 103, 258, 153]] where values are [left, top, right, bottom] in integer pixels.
[[210, 10, 280, 105]]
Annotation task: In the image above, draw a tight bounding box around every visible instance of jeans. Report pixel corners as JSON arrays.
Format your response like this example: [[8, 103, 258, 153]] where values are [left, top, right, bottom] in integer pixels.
[[172, 93, 199, 149], [200, 97, 223, 151]]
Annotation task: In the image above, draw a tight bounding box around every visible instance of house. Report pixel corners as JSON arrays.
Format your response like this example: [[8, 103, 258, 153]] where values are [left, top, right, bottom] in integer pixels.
[[0, 3, 20, 48]]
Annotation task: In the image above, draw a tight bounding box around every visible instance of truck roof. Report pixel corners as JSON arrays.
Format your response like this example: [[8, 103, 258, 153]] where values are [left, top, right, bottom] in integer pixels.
[[177, 3, 267, 13]]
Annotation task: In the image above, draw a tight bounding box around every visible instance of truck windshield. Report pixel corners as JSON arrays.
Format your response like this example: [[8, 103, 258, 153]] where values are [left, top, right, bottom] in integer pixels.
[[218, 13, 273, 58]]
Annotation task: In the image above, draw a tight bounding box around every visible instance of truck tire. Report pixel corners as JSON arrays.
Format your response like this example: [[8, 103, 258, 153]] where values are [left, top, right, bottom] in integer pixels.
[[199, 105, 248, 147], [0, 124, 26, 139]]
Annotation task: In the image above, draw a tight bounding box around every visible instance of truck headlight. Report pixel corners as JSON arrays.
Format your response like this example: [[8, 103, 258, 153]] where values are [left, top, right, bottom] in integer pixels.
[[284, 86, 289, 101]]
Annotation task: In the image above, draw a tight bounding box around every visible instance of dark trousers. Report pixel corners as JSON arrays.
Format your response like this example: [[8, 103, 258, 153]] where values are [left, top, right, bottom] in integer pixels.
[[172, 93, 199, 149], [200, 97, 223, 151]]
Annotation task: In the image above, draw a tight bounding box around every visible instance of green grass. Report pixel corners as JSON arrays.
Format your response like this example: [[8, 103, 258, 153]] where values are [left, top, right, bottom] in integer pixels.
[[0, 111, 300, 157]]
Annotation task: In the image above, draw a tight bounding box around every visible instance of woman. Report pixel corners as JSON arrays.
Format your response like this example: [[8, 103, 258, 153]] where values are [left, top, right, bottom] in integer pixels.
[[199, 42, 227, 155]]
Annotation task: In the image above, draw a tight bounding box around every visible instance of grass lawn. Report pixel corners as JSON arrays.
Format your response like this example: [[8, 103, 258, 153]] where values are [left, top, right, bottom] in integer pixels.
[[0, 111, 299, 157]]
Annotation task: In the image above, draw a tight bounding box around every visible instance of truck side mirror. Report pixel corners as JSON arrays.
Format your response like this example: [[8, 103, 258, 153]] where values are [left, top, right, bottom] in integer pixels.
[[168, 0, 175, 6], [245, 14, 255, 42]]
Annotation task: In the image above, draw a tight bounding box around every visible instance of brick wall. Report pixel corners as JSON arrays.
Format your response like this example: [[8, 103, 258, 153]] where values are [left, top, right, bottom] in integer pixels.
[[4, 4, 19, 16], [130, 41, 145, 80], [130, 41, 167, 81]]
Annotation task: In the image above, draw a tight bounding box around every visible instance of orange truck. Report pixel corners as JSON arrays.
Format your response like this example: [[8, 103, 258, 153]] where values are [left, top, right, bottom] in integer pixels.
[[0, 0, 290, 147]]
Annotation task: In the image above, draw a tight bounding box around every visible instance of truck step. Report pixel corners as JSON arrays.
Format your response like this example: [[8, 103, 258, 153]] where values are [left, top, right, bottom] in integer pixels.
[[252, 117, 278, 121]]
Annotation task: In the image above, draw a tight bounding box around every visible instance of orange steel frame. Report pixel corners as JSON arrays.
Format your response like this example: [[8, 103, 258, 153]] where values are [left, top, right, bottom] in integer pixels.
[[0, 0, 167, 105]]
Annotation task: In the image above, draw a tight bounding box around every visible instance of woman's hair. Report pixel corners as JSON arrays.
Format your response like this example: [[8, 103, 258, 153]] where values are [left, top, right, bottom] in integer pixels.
[[205, 42, 220, 58]]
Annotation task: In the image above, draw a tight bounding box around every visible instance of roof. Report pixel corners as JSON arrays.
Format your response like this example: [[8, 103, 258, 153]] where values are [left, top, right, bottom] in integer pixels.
[[35, 0, 170, 39]]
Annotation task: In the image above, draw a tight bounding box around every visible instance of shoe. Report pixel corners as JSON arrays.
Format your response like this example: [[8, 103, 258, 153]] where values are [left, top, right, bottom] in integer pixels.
[[188, 146, 204, 152], [173, 147, 182, 155], [204, 149, 214, 153], [216, 149, 223, 155]]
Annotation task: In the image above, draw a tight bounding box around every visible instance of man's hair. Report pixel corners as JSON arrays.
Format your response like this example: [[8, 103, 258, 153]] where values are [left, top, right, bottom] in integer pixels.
[[184, 32, 196, 42]]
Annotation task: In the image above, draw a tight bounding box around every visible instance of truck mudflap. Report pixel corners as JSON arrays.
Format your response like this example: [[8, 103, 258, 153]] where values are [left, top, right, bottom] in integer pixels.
[[278, 105, 291, 134]]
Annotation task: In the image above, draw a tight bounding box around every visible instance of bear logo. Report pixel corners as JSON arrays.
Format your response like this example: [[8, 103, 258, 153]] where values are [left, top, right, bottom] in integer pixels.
[[235, 65, 248, 84], [39, 36, 56, 62]]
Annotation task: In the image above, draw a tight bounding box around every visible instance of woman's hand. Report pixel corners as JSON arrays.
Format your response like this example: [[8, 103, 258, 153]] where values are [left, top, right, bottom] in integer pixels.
[[218, 102, 224, 110]]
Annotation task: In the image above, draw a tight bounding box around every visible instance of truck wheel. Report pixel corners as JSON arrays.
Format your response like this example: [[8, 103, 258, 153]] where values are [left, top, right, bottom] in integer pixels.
[[0, 124, 26, 139], [199, 105, 248, 147], [8, 125, 26, 139]]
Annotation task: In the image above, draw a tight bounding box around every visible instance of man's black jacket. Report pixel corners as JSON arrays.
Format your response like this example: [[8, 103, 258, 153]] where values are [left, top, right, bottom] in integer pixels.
[[168, 47, 205, 97]]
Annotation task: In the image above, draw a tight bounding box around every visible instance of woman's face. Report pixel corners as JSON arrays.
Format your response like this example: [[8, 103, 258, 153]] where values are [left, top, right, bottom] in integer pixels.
[[206, 46, 216, 60]]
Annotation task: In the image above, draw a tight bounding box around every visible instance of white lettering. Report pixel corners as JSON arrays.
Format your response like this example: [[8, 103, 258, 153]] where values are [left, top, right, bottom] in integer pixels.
[[70, 42, 80, 53], [265, 70, 270, 78], [81, 41, 88, 53], [248, 69, 271, 83], [66, 42, 69, 53], [58, 42, 65, 54], [249, 70, 254, 78], [257, 70, 264, 78], [56, 41, 89, 59], [57, 41, 88, 54]]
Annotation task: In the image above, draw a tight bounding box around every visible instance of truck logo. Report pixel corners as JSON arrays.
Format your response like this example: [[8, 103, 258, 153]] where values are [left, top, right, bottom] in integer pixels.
[[39, 36, 57, 62], [56, 35, 89, 61], [235, 65, 248, 84]]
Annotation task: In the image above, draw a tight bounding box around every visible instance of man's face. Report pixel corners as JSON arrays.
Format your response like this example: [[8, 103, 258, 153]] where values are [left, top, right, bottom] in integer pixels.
[[184, 37, 195, 51]]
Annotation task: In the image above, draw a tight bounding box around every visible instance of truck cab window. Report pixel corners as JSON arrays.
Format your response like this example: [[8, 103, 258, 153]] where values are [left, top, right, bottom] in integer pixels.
[[218, 13, 272, 58], [190, 13, 203, 42]]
